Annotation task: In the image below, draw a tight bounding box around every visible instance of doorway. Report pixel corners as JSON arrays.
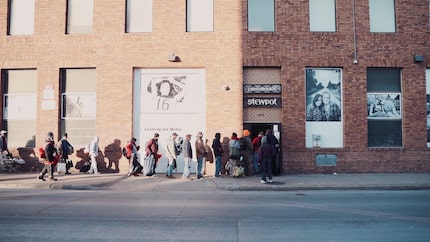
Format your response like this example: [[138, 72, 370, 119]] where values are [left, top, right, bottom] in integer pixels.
[[243, 123, 282, 175]]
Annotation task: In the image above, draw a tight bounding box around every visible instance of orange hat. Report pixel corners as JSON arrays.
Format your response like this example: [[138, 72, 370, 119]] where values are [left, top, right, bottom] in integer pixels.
[[243, 129, 251, 136]]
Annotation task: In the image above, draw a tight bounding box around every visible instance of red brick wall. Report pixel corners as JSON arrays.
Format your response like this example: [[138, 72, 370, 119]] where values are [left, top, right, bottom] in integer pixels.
[[243, 0, 430, 173]]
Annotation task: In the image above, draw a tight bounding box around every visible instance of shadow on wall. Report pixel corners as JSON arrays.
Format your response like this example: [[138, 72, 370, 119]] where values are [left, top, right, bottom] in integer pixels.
[[13, 138, 124, 174], [17, 147, 43, 172], [74, 142, 123, 174]]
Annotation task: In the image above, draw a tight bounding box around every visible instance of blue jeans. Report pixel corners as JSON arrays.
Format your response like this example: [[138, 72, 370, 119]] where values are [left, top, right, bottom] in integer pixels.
[[182, 157, 191, 178], [196, 157, 203, 177], [166, 157, 174, 176], [214, 155, 222, 177], [253, 153, 260, 174]]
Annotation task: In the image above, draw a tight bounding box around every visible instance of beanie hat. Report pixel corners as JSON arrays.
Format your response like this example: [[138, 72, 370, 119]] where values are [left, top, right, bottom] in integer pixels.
[[243, 129, 251, 136]]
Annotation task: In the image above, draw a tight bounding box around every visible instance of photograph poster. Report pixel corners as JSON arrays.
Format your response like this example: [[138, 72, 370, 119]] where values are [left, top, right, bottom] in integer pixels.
[[305, 68, 343, 148]]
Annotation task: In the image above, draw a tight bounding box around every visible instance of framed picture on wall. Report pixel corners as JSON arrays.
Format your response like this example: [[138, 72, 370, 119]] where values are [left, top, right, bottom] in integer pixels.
[[367, 93, 401, 119], [61, 93, 96, 119]]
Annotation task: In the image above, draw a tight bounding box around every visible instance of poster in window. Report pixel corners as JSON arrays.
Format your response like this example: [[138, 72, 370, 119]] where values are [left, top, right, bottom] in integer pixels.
[[3, 94, 37, 120], [305, 69, 342, 121], [62, 93, 96, 119], [367, 93, 401, 119]]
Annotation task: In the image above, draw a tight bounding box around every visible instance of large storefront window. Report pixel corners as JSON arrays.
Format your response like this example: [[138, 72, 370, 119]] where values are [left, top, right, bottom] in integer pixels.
[[1, 69, 37, 147], [60, 68, 96, 146], [367, 68, 402, 147], [305, 68, 343, 148]]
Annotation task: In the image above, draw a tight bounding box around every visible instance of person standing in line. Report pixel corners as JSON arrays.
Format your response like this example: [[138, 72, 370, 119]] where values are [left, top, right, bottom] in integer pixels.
[[126, 137, 140, 176], [145, 133, 159, 175], [227, 132, 241, 176], [240, 129, 253, 176], [211, 132, 223, 177], [58, 133, 74, 174], [251, 131, 264, 175], [166, 132, 178, 178], [87, 136, 100, 174], [265, 128, 279, 175], [181, 134, 193, 180], [195, 131, 205, 179], [0, 130, 10, 155], [38, 135, 58, 181], [258, 136, 275, 184]]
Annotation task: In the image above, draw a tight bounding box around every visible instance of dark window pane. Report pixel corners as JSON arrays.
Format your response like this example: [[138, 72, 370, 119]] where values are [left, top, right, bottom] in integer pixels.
[[367, 68, 401, 92], [368, 120, 402, 147]]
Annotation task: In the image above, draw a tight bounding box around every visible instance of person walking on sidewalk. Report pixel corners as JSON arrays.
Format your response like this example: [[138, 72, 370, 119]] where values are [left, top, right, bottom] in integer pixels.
[[38, 135, 58, 181], [57, 133, 74, 174], [181, 134, 193, 180], [87, 136, 100, 174], [258, 136, 275, 184], [211, 132, 223, 177]]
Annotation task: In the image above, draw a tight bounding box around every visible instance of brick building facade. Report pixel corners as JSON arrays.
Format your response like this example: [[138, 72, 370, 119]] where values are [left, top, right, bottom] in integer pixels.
[[0, 0, 429, 174]]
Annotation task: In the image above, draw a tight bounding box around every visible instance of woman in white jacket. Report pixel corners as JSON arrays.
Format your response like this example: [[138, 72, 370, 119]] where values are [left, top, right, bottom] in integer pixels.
[[88, 136, 100, 174]]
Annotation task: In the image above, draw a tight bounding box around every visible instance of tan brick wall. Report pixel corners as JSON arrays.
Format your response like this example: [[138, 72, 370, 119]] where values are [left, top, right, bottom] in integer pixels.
[[1, 0, 429, 174]]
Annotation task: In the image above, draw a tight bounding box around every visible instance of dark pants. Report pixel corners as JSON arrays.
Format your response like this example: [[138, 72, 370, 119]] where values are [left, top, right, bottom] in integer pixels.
[[261, 157, 273, 182]]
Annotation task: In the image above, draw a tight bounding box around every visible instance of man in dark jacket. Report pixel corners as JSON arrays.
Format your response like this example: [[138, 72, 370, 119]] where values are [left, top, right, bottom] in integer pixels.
[[258, 136, 275, 184], [211, 132, 223, 177]]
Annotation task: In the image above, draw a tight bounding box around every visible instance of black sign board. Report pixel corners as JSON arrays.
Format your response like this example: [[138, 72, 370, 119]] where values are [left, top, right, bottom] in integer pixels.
[[244, 97, 282, 108], [243, 84, 282, 94]]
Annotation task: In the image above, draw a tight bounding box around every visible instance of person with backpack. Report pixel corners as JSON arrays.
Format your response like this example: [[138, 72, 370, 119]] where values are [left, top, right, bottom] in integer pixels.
[[38, 134, 58, 181], [226, 132, 241, 176], [126, 137, 142, 177], [240, 129, 253, 176], [145, 133, 159, 175], [57, 133, 74, 174]]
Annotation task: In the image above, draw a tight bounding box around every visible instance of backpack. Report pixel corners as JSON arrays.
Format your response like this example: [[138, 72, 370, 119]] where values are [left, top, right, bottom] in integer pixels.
[[38, 142, 50, 159], [239, 137, 248, 151], [122, 147, 130, 159]]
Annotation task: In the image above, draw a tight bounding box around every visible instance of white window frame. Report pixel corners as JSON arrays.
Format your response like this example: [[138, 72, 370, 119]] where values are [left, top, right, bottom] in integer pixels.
[[248, 0, 275, 32], [369, 0, 396, 33], [67, 0, 94, 34], [8, 0, 35, 35], [186, 0, 214, 32], [309, 0, 336, 32], [126, 0, 153, 33]]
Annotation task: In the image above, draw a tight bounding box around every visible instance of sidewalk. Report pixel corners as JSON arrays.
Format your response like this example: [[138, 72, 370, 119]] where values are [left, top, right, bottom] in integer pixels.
[[1, 172, 429, 191]]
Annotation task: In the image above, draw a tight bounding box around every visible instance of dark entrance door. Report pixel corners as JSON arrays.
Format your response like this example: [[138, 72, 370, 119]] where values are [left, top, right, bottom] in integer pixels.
[[243, 123, 282, 175]]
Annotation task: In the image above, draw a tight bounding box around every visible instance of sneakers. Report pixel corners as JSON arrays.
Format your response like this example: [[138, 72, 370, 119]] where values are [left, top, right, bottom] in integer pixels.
[[260, 180, 267, 184], [268, 179, 273, 183], [37, 176, 45, 181]]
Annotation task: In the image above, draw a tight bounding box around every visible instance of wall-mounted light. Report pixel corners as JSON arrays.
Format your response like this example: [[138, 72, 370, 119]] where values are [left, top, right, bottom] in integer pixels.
[[168, 53, 179, 62], [414, 55, 424, 63]]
